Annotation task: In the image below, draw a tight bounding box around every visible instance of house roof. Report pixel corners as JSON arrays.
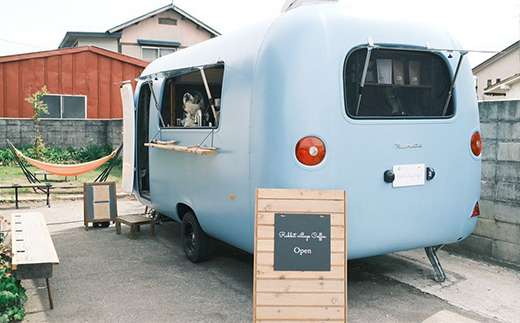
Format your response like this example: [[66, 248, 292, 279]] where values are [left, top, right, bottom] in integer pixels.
[[483, 73, 520, 96], [58, 31, 122, 49], [107, 4, 220, 37], [472, 41, 519, 73], [0, 45, 149, 68]]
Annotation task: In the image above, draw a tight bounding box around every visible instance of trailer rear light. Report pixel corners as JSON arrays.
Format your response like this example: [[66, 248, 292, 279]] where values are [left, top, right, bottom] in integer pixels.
[[295, 136, 326, 166], [471, 131, 482, 157], [471, 201, 480, 217]]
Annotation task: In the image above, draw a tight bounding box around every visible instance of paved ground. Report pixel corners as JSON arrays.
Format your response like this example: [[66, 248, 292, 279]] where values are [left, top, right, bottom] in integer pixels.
[[3, 198, 519, 323]]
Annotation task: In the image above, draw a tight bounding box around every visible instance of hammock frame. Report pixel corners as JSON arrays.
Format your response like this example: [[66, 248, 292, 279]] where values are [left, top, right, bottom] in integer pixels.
[[6, 140, 123, 189]]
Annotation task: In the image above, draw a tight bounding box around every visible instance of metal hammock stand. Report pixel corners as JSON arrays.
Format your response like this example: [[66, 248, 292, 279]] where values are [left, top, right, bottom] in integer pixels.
[[6, 140, 123, 193]]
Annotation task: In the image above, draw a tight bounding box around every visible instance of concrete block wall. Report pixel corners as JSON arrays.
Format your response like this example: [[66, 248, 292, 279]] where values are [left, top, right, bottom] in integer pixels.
[[447, 100, 520, 266], [0, 119, 123, 150]]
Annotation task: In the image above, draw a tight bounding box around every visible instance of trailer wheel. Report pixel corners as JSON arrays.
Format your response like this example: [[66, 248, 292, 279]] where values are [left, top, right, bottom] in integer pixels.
[[181, 212, 209, 263], [93, 222, 110, 228]]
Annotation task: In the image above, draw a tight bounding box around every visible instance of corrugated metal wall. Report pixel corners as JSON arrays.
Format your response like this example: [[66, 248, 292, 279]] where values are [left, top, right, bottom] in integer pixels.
[[0, 47, 146, 119]]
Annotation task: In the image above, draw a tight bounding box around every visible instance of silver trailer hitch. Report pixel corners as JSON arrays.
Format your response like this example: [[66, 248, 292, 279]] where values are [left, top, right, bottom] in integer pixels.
[[424, 245, 446, 282]]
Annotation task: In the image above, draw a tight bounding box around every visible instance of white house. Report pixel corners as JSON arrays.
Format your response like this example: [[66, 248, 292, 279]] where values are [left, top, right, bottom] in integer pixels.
[[473, 41, 520, 101], [59, 4, 220, 62]]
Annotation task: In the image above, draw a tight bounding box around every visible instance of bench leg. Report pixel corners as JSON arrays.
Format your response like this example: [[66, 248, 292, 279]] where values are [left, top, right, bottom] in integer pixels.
[[150, 220, 156, 238], [46, 278, 54, 310], [46, 185, 51, 208], [130, 224, 136, 239], [116, 221, 121, 234], [136, 225, 141, 232], [15, 187, 19, 209]]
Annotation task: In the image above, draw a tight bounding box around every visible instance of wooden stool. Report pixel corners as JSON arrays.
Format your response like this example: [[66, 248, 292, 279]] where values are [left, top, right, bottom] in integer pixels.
[[115, 215, 156, 239]]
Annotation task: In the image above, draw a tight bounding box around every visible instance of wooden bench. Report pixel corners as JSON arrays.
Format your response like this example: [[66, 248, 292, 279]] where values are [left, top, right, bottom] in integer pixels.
[[11, 212, 59, 309], [34, 170, 77, 182], [0, 183, 52, 209], [116, 214, 156, 239]]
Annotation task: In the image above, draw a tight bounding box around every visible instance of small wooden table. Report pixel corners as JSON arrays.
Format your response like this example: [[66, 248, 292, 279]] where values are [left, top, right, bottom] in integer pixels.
[[115, 215, 156, 239]]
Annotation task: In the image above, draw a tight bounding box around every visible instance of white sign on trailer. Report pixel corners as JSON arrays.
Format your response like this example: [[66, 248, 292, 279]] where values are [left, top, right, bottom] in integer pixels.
[[393, 164, 426, 188]]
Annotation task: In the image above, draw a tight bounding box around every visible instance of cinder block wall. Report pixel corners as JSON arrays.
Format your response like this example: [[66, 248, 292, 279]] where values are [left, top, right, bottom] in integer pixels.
[[0, 119, 123, 150], [447, 100, 520, 266]]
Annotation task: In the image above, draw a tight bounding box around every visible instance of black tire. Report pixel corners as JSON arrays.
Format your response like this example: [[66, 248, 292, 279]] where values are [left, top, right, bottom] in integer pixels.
[[93, 222, 110, 228], [181, 211, 209, 263]]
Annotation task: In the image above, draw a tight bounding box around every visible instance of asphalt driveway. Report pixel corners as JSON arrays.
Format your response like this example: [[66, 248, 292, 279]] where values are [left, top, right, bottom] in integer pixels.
[[8, 198, 518, 323]]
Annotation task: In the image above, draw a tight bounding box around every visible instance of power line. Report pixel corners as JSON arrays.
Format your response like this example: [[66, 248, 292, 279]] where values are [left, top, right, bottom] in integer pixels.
[[0, 38, 48, 50]]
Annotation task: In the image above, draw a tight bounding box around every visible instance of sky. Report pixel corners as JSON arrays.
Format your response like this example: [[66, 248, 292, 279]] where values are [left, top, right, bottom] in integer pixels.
[[0, 0, 519, 67]]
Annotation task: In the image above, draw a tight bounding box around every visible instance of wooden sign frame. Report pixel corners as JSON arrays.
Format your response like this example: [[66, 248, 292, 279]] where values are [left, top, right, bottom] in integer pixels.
[[83, 182, 118, 230], [254, 189, 347, 322]]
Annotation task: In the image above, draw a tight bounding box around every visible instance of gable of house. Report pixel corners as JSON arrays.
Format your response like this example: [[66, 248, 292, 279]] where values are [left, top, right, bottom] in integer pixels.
[[0, 46, 148, 119], [108, 5, 219, 61], [473, 42, 520, 100], [58, 5, 219, 62]]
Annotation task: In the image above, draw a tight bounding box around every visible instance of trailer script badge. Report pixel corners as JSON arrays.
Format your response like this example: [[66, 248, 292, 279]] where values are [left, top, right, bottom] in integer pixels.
[[274, 214, 331, 271]]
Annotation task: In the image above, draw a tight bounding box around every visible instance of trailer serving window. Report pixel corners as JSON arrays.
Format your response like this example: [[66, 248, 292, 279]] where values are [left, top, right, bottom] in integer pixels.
[[160, 65, 224, 128], [345, 48, 454, 118]]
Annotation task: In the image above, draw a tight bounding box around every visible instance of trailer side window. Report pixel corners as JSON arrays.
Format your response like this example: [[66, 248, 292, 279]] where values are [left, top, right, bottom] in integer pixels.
[[345, 49, 454, 118], [160, 65, 224, 128]]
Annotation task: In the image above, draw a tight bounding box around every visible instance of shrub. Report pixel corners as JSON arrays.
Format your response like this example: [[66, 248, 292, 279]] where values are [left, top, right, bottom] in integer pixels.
[[0, 219, 27, 322], [25, 86, 49, 161]]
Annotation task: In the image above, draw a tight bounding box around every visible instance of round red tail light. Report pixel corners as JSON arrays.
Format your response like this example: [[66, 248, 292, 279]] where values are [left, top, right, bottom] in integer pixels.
[[471, 131, 482, 157], [295, 136, 326, 166]]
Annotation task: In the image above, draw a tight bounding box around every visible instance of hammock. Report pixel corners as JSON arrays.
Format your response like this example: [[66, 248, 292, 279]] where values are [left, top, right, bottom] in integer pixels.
[[6, 140, 122, 182], [20, 150, 116, 176]]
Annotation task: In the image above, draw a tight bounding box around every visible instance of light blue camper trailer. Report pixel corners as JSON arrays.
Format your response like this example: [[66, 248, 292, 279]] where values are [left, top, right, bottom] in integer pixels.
[[122, 2, 481, 281]]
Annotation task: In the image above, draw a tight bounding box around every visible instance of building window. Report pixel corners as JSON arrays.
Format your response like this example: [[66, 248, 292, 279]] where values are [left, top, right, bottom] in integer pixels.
[[345, 48, 453, 118], [496, 78, 501, 84], [487, 79, 492, 87], [159, 18, 177, 26], [160, 65, 224, 128], [141, 46, 176, 62], [41, 95, 86, 119]]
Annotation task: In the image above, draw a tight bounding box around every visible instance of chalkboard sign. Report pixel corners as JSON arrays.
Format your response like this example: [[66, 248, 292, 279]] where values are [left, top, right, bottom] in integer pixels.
[[274, 213, 331, 271]]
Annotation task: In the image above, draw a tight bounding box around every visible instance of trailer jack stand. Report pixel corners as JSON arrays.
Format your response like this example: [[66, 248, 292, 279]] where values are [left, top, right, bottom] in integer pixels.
[[424, 245, 446, 282]]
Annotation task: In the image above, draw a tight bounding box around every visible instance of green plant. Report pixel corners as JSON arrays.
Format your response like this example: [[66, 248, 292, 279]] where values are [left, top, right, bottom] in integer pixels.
[[0, 216, 27, 323], [25, 86, 49, 161]]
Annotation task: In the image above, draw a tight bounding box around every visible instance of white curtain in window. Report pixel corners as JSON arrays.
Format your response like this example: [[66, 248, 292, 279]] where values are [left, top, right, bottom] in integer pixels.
[[142, 48, 159, 61], [160, 48, 176, 57]]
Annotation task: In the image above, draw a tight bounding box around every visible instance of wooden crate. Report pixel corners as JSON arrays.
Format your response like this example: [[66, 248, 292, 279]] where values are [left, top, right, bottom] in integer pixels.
[[254, 189, 347, 322]]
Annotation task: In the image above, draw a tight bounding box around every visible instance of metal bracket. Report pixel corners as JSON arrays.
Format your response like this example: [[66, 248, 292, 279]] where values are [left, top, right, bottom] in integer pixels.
[[425, 245, 446, 282]]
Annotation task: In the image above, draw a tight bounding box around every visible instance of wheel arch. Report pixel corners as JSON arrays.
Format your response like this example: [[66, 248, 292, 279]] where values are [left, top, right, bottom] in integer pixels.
[[176, 203, 194, 222]]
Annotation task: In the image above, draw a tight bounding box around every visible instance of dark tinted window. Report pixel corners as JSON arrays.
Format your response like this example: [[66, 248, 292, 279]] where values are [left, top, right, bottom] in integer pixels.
[[345, 49, 453, 118], [41, 95, 86, 119], [62, 96, 86, 118], [41, 95, 61, 118]]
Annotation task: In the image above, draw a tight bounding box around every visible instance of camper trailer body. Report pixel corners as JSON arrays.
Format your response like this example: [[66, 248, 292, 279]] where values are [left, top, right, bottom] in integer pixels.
[[130, 4, 481, 260]]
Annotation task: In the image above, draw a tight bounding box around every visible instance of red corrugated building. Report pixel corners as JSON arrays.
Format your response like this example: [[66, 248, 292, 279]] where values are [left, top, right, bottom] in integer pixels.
[[0, 46, 148, 119]]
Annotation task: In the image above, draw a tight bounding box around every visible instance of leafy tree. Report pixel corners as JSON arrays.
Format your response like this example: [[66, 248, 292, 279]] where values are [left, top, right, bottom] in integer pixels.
[[25, 86, 49, 160]]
